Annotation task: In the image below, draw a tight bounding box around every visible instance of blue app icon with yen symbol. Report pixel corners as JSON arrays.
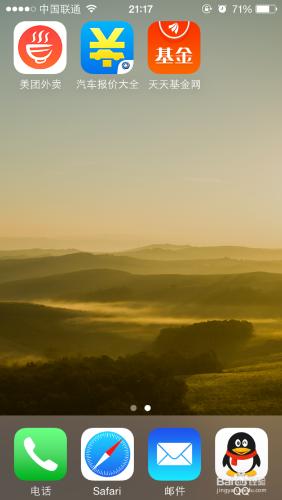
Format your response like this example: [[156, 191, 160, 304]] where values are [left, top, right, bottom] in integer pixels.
[[81, 21, 134, 74]]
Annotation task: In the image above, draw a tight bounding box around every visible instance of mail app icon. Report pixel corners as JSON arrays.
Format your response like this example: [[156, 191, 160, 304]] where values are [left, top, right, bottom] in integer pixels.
[[148, 428, 201, 481], [157, 443, 192, 466]]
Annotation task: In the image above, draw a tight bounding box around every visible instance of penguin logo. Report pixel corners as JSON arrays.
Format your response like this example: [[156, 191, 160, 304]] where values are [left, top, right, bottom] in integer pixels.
[[223, 432, 261, 477]]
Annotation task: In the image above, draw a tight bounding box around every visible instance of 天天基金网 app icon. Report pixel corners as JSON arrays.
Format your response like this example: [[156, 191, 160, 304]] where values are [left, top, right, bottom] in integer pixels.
[[14, 428, 67, 481], [215, 428, 268, 481], [81, 428, 134, 481], [148, 428, 201, 481], [14, 21, 67, 74], [148, 20, 200, 74], [81, 21, 134, 75]]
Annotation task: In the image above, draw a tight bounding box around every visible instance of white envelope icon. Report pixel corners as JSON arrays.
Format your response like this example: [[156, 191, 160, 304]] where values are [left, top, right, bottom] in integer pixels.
[[157, 443, 193, 466]]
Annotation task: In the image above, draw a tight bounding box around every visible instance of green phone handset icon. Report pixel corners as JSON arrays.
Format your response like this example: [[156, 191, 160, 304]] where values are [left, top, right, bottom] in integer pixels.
[[24, 437, 58, 471], [14, 428, 67, 481]]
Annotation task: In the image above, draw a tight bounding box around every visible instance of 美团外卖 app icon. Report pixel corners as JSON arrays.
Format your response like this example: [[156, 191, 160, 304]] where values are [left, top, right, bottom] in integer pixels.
[[14, 428, 67, 481], [148, 428, 201, 481], [14, 21, 67, 74], [81, 428, 134, 481], [215, 428, 268, 481], [148, 20, 200, 74], [81, 21, 134, 75]]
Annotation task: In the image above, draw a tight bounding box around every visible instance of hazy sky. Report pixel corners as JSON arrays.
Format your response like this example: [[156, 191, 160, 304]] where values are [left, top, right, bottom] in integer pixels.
[[0, 1, 281, 250]]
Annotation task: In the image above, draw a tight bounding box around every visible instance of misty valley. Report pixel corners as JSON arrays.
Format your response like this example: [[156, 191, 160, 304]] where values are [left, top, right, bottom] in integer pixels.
[[0, 244, 282, 415]]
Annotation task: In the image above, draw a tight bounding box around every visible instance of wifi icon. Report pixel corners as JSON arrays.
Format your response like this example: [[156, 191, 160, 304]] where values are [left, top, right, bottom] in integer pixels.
[[86, 4, 97, 13]]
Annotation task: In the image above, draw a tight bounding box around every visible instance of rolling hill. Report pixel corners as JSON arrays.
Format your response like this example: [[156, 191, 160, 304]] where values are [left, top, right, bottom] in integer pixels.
[[2, 251, 282, 284], [0, 302, 145, 362], [1, 269, 282, 318]]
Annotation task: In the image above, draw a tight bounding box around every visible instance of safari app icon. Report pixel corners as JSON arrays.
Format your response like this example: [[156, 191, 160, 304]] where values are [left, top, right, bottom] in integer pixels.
[[14, 21, 67, 74], [81, 428, 134, 481]]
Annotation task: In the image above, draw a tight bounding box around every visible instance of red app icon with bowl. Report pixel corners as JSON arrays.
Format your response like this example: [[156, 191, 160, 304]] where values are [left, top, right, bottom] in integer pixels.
[[14, 22, 67, 74]]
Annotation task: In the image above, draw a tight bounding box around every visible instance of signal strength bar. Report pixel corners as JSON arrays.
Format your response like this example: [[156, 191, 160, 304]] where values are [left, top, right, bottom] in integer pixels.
[[5, 5, 36, 12]]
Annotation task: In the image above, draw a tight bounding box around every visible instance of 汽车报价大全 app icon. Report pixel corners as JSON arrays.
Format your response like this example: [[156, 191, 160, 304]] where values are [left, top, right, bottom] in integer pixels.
[[81, 428, 134, 481], [14, 428, 67, 481], [148, 428, 201, 481], [148, 20, 200, 74], [215, 428, 268, 481], [14, 22, 67, 74], [81, 21, 134, 75]]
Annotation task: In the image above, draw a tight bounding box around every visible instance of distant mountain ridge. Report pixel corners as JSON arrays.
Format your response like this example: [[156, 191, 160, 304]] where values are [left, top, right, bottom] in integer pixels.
[[0, 249, 76, 260], [2, 250, 282, 284], [116, 244, 282, 261]]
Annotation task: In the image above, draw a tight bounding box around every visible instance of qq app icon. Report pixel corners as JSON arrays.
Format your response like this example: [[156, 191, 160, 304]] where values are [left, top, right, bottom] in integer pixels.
[[14, 22, 67, 74], [81, 428, 134, 481], [215, 428, 268, 481]]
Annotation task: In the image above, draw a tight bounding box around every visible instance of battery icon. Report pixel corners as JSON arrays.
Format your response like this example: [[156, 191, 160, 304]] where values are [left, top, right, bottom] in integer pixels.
[[255, 4, 278, 13]]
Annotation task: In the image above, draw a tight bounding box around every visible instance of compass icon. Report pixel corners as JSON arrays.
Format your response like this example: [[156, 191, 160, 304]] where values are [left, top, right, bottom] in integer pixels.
[[81, 428, 134, 481]]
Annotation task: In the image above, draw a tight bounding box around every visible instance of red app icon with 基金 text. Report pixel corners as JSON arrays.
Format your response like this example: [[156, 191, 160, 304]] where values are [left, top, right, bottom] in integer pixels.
[[148, 20, 200, 74]]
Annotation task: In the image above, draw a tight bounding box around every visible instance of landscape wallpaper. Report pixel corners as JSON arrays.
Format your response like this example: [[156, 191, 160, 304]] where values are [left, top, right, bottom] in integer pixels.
[[0, 1, 281, 415]]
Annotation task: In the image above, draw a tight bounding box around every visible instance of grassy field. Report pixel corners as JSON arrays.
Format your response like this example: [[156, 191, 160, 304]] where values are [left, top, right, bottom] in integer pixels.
[[186, 356, 282, 414]]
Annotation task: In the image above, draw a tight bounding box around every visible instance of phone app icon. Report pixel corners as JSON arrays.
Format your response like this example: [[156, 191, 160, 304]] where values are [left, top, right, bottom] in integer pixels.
[[81, 428, 134, 481], [215, 428, 268, 481], [148, 21, 200, 74], [14, 428, 67, 481], [14, 21, 67, 74], [148, 428, 201, 481], [81, 21, 134, 75]]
